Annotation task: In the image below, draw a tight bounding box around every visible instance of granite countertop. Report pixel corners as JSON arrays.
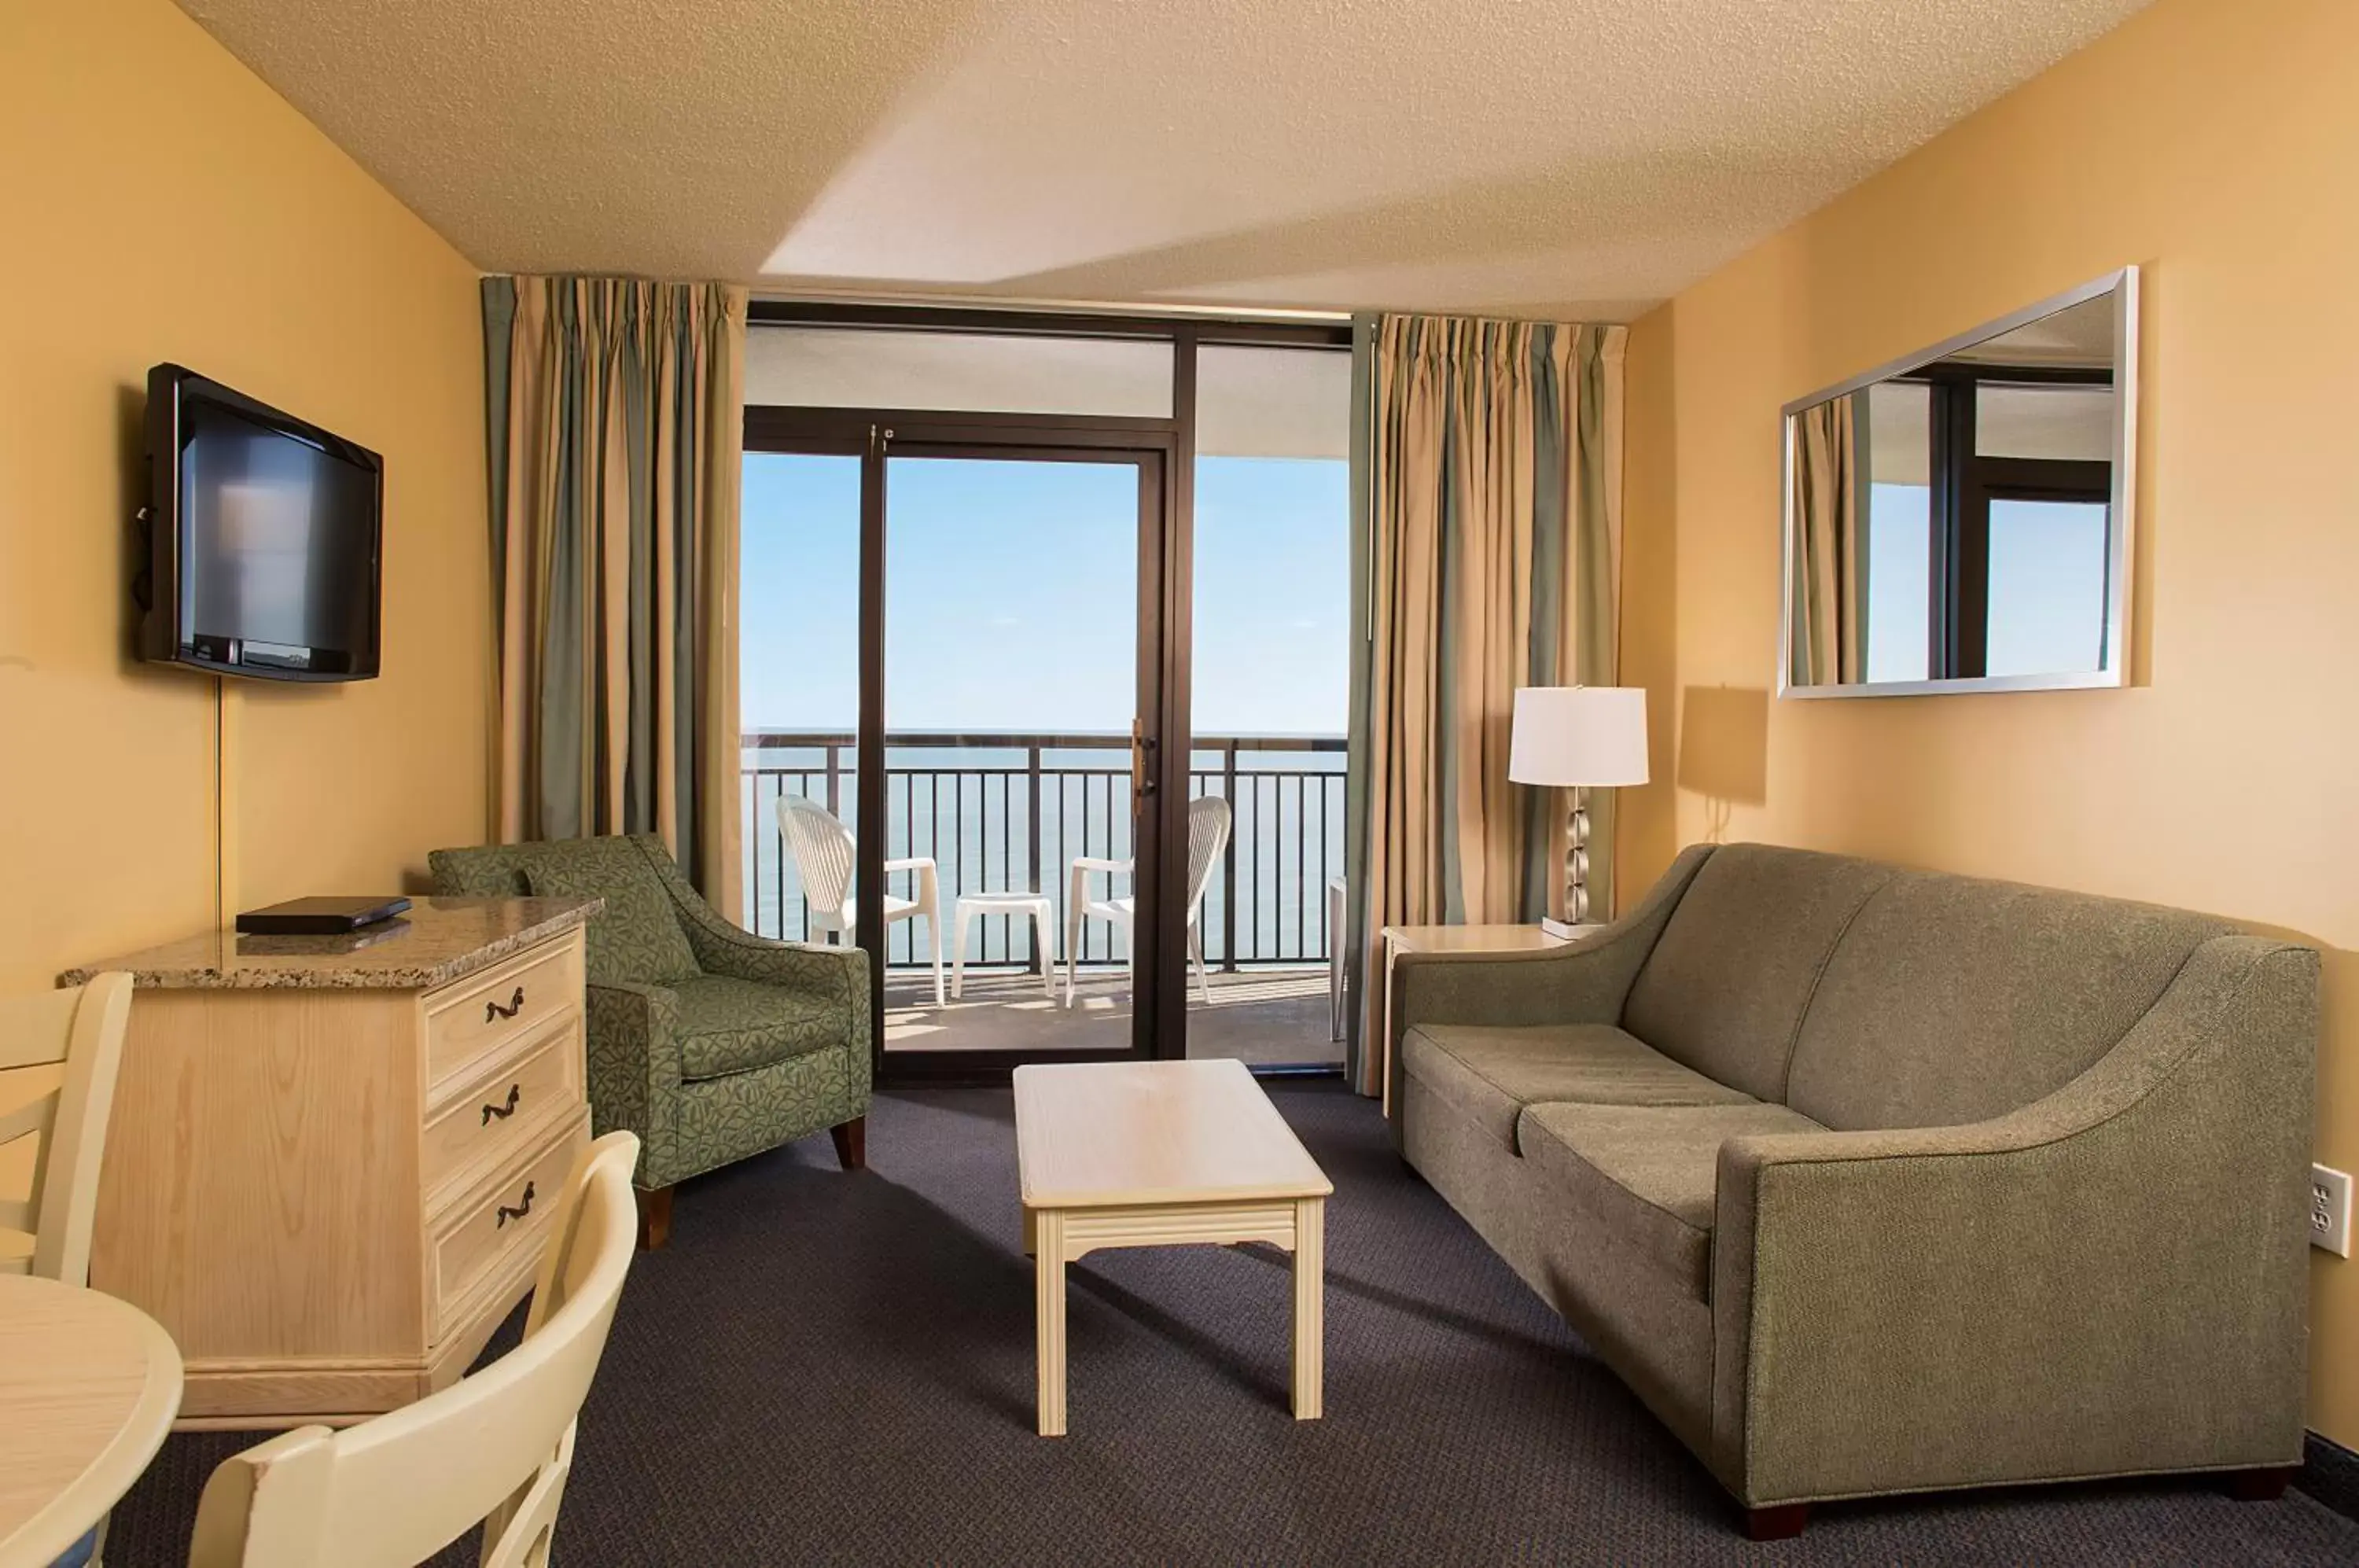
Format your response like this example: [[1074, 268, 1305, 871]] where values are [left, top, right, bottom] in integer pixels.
[[58, 896, 605, 992]]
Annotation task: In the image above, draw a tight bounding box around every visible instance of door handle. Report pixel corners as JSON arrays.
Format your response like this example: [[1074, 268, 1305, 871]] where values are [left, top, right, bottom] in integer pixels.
[[1131, 720, 1158, 799]]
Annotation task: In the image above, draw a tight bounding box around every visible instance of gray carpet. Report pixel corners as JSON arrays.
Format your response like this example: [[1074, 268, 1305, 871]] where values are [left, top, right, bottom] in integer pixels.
[[105, 1083, 2359, 1565]]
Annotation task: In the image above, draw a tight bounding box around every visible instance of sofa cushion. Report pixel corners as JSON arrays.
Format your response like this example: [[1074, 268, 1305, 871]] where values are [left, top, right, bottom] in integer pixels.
[[1785, 870, 2234, 1131], [1518, 1100, 1827, 1302], [1621, 845, 1895, 1102], [524, 844, 701, 988], [1400, 1022, 1758, 1153], [671, 975, 847, 1082]]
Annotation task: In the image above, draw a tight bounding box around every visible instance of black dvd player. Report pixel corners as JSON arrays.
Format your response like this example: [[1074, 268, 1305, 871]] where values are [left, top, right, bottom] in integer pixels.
[[234, 895, 413, 935]]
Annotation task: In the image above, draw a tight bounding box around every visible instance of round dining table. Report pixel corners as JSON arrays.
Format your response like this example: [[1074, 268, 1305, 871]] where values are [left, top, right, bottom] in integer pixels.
[[0, 1275, 182, 1568]]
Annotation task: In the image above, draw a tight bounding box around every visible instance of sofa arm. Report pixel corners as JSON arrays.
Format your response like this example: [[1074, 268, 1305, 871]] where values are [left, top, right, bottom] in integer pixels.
[[1386, 845, 1712, 1110], [583, 981, 683, 1190], [1708, 935, 2317, 1507]]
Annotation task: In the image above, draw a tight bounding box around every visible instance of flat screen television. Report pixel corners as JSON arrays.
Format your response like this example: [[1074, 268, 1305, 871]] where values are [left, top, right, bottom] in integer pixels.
[[142, 365, 383, 682]]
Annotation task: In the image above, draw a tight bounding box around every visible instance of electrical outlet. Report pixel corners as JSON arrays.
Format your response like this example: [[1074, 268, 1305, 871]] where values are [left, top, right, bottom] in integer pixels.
[[2313, 1165, 2352, 1257]]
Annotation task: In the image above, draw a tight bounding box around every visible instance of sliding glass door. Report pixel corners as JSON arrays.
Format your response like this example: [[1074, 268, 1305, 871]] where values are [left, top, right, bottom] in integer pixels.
[[741, 451, 862, 955], [742, 410, 1178, 1078], [738, 315, 1352, 1082], [1184, 346, 1352, 1069], [879, 447, 1165, 1060]]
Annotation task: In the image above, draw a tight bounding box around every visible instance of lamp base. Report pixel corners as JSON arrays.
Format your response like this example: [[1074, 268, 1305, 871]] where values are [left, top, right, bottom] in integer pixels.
[[1539, 916, 1595, 941]]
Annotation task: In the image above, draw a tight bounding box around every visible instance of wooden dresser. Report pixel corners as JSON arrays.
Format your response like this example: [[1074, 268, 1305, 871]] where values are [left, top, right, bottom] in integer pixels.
[[59, 896, 600, 1429]]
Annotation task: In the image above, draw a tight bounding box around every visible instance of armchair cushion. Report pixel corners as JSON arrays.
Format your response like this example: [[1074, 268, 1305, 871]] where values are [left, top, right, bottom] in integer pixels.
[[1400, 1022, 1755, 1153], [1518, 1100, 1824, 1303], [671, 974, 851, 1082], [525, 848, 700, 988]]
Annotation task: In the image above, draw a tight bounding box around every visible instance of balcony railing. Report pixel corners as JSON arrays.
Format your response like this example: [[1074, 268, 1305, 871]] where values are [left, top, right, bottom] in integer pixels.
[[742, 731, 1345, 973]]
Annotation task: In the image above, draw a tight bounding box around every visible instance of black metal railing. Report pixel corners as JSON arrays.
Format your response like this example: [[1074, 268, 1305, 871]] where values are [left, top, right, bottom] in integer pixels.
[[741, 731, 1345, 972]]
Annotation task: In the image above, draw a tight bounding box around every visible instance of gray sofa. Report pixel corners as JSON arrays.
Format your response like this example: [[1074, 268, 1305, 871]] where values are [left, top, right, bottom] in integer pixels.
[[1389, 842, 2317, 1537]]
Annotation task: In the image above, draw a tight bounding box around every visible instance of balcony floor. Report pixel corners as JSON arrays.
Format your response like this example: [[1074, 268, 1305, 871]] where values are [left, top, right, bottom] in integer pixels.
[[881, 965, 1341, 1068]]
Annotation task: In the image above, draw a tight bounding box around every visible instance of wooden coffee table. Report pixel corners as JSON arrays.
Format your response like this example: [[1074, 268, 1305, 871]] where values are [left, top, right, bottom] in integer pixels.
[[1014, 1058, 1333, 1437]]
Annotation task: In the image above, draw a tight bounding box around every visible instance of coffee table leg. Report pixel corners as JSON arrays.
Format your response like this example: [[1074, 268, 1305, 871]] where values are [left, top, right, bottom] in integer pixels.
[[1293, 1196, 1323, 1419], [1036, 1209, 1067, 1436]]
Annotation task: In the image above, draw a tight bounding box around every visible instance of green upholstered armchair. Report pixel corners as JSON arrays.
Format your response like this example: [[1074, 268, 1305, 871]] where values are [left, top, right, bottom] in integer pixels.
[[428, 834, 870, 1246]]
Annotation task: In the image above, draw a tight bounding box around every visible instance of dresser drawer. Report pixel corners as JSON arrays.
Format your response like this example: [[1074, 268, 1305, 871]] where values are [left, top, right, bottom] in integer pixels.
[[429, 1112, 586, 1339], [422, 1016, 585, 1204], [423, 933, 583, 1087]]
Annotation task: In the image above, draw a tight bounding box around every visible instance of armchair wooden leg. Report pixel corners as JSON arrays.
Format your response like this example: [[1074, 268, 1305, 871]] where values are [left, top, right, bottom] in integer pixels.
[[831, 1116, 867, 1172], [635, 1185, 674, 1250], [1743, 1504, 1809, 1540], [2228, 1467, 2294, 1501]]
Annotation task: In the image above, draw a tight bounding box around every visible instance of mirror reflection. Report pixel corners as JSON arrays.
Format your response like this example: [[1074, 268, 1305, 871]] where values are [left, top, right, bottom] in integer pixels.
[[1785, 279, 2129, 693]]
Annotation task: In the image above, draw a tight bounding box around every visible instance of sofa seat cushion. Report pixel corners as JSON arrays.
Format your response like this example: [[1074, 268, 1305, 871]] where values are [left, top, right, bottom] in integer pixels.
[[1518, 1100, 1827, 1302], [672, 975, 845, 1082], [1400, 1023, 1758, 1153]]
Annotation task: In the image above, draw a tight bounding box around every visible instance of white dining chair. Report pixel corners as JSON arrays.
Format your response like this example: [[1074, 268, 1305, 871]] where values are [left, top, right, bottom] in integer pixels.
[[0, 972, 134, 1286], [1064, 795, 1232, 1007], [1, 973, 136, 1568], [186, 1130, 642, 1568], [778, 794, 944, 1007]]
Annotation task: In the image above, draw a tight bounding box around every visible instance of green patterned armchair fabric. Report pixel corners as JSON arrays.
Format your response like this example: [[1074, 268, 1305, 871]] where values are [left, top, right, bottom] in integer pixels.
[[427, 834, 871, 1194]]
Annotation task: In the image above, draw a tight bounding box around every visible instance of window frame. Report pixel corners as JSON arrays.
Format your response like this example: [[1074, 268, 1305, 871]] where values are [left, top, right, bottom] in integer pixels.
[[1909, 362, 2116, 680]]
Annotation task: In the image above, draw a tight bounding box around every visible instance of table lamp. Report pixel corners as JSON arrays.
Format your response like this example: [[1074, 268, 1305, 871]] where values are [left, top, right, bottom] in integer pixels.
[[1507, 686, 1649, 937]]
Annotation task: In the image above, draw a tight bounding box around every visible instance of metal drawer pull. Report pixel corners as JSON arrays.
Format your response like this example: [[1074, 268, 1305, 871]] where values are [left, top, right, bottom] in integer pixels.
[[480, 1084, 522, 1124], [484, 986, 525, 1023], [495, 1181, 536, 1228]]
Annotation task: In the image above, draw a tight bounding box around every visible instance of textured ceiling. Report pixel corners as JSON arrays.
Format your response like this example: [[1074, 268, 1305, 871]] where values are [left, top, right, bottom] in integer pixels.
[[178, 0, 2153, 319]]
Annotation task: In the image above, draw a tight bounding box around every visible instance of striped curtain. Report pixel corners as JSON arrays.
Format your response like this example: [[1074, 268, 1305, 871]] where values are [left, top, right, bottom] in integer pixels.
[[1790, 392, 1864, 686], [1343, 315, 1625, 1095], [482, 277, 747, 912]]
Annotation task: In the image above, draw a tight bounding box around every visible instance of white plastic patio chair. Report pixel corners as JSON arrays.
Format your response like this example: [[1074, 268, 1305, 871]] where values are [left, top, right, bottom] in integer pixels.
[[187, 1131, 642, 1568], [1063, 795, 1232, 1007], [778, 794, 944, 1007]]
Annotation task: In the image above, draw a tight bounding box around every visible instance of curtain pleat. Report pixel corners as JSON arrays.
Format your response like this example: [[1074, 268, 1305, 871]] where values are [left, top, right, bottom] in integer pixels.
[[1790, 393, 1863, 685], [1343, 314, 1625, 1096], [482, 276, 746, 913]]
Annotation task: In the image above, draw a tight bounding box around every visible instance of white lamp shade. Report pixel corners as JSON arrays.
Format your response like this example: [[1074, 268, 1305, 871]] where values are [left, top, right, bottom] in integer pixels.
[[1507, 686, 1650, 787]]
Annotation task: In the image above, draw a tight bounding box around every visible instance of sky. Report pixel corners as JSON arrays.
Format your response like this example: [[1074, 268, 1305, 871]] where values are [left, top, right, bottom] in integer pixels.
[[741, 452, 1349, 737], [1865, 483, 2109, 681]]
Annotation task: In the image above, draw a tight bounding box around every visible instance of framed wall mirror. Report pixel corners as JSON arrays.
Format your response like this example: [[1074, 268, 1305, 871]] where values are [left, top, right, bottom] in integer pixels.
[[1779, 267, 2138, 698]]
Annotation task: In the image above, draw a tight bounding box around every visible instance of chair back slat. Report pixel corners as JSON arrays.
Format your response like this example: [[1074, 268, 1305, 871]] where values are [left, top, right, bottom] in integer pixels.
[[0, 1090, 58, 1149], [0, 974, 133, 1286], [779, 795, 857, 916], [1185, 796, 1235, 911], [189, 1132, 642, 1568]]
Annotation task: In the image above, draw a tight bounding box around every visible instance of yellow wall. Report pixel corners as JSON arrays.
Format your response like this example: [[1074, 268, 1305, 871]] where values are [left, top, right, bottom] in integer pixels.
[[1620, 0, 2359, 1445], [0, 1, 488, 995]]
